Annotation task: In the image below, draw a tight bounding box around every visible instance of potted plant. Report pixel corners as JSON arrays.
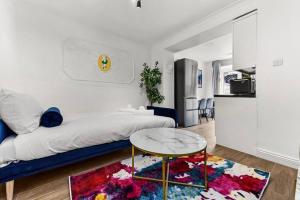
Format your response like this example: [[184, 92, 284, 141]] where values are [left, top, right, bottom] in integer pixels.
[[139, 61, 165, 106]]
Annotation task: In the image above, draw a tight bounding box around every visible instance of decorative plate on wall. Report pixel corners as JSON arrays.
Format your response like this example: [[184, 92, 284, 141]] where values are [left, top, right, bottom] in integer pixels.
[[98, 55, 112, 72], [63, 39, 134, 84]]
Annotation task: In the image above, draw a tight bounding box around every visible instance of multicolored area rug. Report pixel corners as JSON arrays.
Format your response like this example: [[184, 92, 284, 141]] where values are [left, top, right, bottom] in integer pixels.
[[69, 154, 270, 200]]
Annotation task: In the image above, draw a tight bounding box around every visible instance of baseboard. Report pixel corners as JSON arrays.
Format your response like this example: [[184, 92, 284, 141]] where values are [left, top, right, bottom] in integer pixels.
[[256, 148, 299, 169]]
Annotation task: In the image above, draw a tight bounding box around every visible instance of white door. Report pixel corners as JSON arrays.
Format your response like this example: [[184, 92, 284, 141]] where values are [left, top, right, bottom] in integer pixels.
[[233, 13, 257, 70]]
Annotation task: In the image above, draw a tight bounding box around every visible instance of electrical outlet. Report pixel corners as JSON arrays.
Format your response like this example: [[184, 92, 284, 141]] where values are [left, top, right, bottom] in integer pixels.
[[273, 58, 284, 67]]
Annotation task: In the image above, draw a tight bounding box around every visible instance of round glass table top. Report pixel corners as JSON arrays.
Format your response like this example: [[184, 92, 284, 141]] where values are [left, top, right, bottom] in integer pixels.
[[130, 128, 207, 156]]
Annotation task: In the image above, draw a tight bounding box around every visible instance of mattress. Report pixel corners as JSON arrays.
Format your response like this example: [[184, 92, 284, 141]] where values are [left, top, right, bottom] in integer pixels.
[[0, 135, 16, 166], [0, 112, 174, 164]]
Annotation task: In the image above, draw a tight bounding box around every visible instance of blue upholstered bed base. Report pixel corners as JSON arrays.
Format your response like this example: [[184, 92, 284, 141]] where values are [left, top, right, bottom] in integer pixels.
[[0, 107, 177, 184], [0, 140, 131, 183]]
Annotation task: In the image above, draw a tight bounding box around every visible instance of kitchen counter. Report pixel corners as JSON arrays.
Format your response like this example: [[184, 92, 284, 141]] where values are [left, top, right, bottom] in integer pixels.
[[214, 94, 256, 98], [215, 97, 257, 156]]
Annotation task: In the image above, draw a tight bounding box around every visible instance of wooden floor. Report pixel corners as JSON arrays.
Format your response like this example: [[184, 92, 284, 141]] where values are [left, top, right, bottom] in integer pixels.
[[0, 120, 297, 200]]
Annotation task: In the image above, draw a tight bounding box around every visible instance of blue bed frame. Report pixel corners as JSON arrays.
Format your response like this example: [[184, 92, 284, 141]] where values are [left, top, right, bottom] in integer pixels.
[[0, 140, 132, 183], [0, 107, 177, 197]]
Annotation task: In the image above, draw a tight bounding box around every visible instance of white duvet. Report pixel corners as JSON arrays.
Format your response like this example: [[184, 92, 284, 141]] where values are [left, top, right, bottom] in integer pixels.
[[9, 112, 174, 162]]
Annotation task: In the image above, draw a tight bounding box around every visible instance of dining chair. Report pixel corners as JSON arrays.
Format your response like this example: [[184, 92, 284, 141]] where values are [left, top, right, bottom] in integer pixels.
[[198, 99, 208, 124], [206, 98, 215, 120]]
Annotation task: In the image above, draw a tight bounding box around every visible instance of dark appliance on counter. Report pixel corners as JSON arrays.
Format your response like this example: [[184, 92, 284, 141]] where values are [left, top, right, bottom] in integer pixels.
[[230, 79, 256, 94], [175, 58, 198, 127]]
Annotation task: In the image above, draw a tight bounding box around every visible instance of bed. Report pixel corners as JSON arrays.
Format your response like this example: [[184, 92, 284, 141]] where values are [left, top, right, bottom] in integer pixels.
[[0, 106, 177, 200]]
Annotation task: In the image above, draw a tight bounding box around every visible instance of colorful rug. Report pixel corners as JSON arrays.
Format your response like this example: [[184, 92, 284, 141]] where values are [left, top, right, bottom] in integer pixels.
[[69, 154, 270, 200]]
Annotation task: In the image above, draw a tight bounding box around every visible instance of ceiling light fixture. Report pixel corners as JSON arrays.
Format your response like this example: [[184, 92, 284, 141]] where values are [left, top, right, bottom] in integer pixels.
[[137, 0, 141, 8]]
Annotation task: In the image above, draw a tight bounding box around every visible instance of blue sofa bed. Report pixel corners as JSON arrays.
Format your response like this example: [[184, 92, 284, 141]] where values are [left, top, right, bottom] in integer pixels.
[[0, 106, 177, 200]]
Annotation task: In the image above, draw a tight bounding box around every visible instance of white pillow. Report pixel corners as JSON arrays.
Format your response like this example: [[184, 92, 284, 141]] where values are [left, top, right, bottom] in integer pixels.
[[0, 89, 43, 134]]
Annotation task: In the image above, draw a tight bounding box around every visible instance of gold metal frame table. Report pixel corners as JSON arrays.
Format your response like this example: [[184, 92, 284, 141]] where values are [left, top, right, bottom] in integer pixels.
[[129, 128, 208, 200]]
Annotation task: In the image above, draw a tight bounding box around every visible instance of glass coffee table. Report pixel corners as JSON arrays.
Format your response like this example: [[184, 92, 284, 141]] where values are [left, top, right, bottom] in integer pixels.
[[130, 128, 208, 200]]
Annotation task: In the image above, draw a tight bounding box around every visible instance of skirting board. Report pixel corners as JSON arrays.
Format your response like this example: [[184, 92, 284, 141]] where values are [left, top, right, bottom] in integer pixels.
[[256, 148, 300, 169]]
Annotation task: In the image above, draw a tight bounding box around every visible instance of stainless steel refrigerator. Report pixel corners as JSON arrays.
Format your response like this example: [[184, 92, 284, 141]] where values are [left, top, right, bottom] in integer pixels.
[[175, 58, 198, 127]]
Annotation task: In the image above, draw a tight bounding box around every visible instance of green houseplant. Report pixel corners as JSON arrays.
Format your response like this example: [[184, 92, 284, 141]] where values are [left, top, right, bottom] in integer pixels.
[[140, 61, 165, 106]]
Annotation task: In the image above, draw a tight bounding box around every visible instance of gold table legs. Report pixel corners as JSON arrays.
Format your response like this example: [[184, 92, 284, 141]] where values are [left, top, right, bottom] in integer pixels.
[[162, 158, 167, 200], [131, 146, 208, 200]]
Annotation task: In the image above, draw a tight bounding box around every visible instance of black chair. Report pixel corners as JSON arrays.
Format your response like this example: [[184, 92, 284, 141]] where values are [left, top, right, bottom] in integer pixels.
[[206, 98, 215, 120], [198, 99, 208, 124]]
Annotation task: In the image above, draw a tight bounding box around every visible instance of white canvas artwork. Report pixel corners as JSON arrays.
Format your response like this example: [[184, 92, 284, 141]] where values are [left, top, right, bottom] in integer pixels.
[[63, 39, 134, 84]]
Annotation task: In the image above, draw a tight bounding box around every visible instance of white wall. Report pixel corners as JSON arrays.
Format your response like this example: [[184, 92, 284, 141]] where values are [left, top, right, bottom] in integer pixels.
[[255, 0, 300, 166], [150, 48, 175, 108], [0, 0, 19, 81], [197, 61, 214, 100], [151, 0, 300, 168], [0, 1, 150, 114], [204, 62, 214, 98]]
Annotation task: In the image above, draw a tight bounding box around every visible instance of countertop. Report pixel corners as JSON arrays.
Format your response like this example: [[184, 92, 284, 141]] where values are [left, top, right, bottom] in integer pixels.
[[214, 94, 256, 98]]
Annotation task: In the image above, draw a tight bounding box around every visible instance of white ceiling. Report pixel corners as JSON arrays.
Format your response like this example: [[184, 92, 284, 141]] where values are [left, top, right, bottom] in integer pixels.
[[174, 34, 232, 63], [23, 0, 239, 44]]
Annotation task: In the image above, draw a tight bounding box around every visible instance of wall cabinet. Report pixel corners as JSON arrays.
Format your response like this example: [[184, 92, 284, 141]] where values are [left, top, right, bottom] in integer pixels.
[[233, 12, 257, 71]]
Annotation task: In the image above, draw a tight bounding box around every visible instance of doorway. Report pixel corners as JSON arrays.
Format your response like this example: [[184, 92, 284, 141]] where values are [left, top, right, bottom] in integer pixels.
[[171, 24, 234, 152]]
